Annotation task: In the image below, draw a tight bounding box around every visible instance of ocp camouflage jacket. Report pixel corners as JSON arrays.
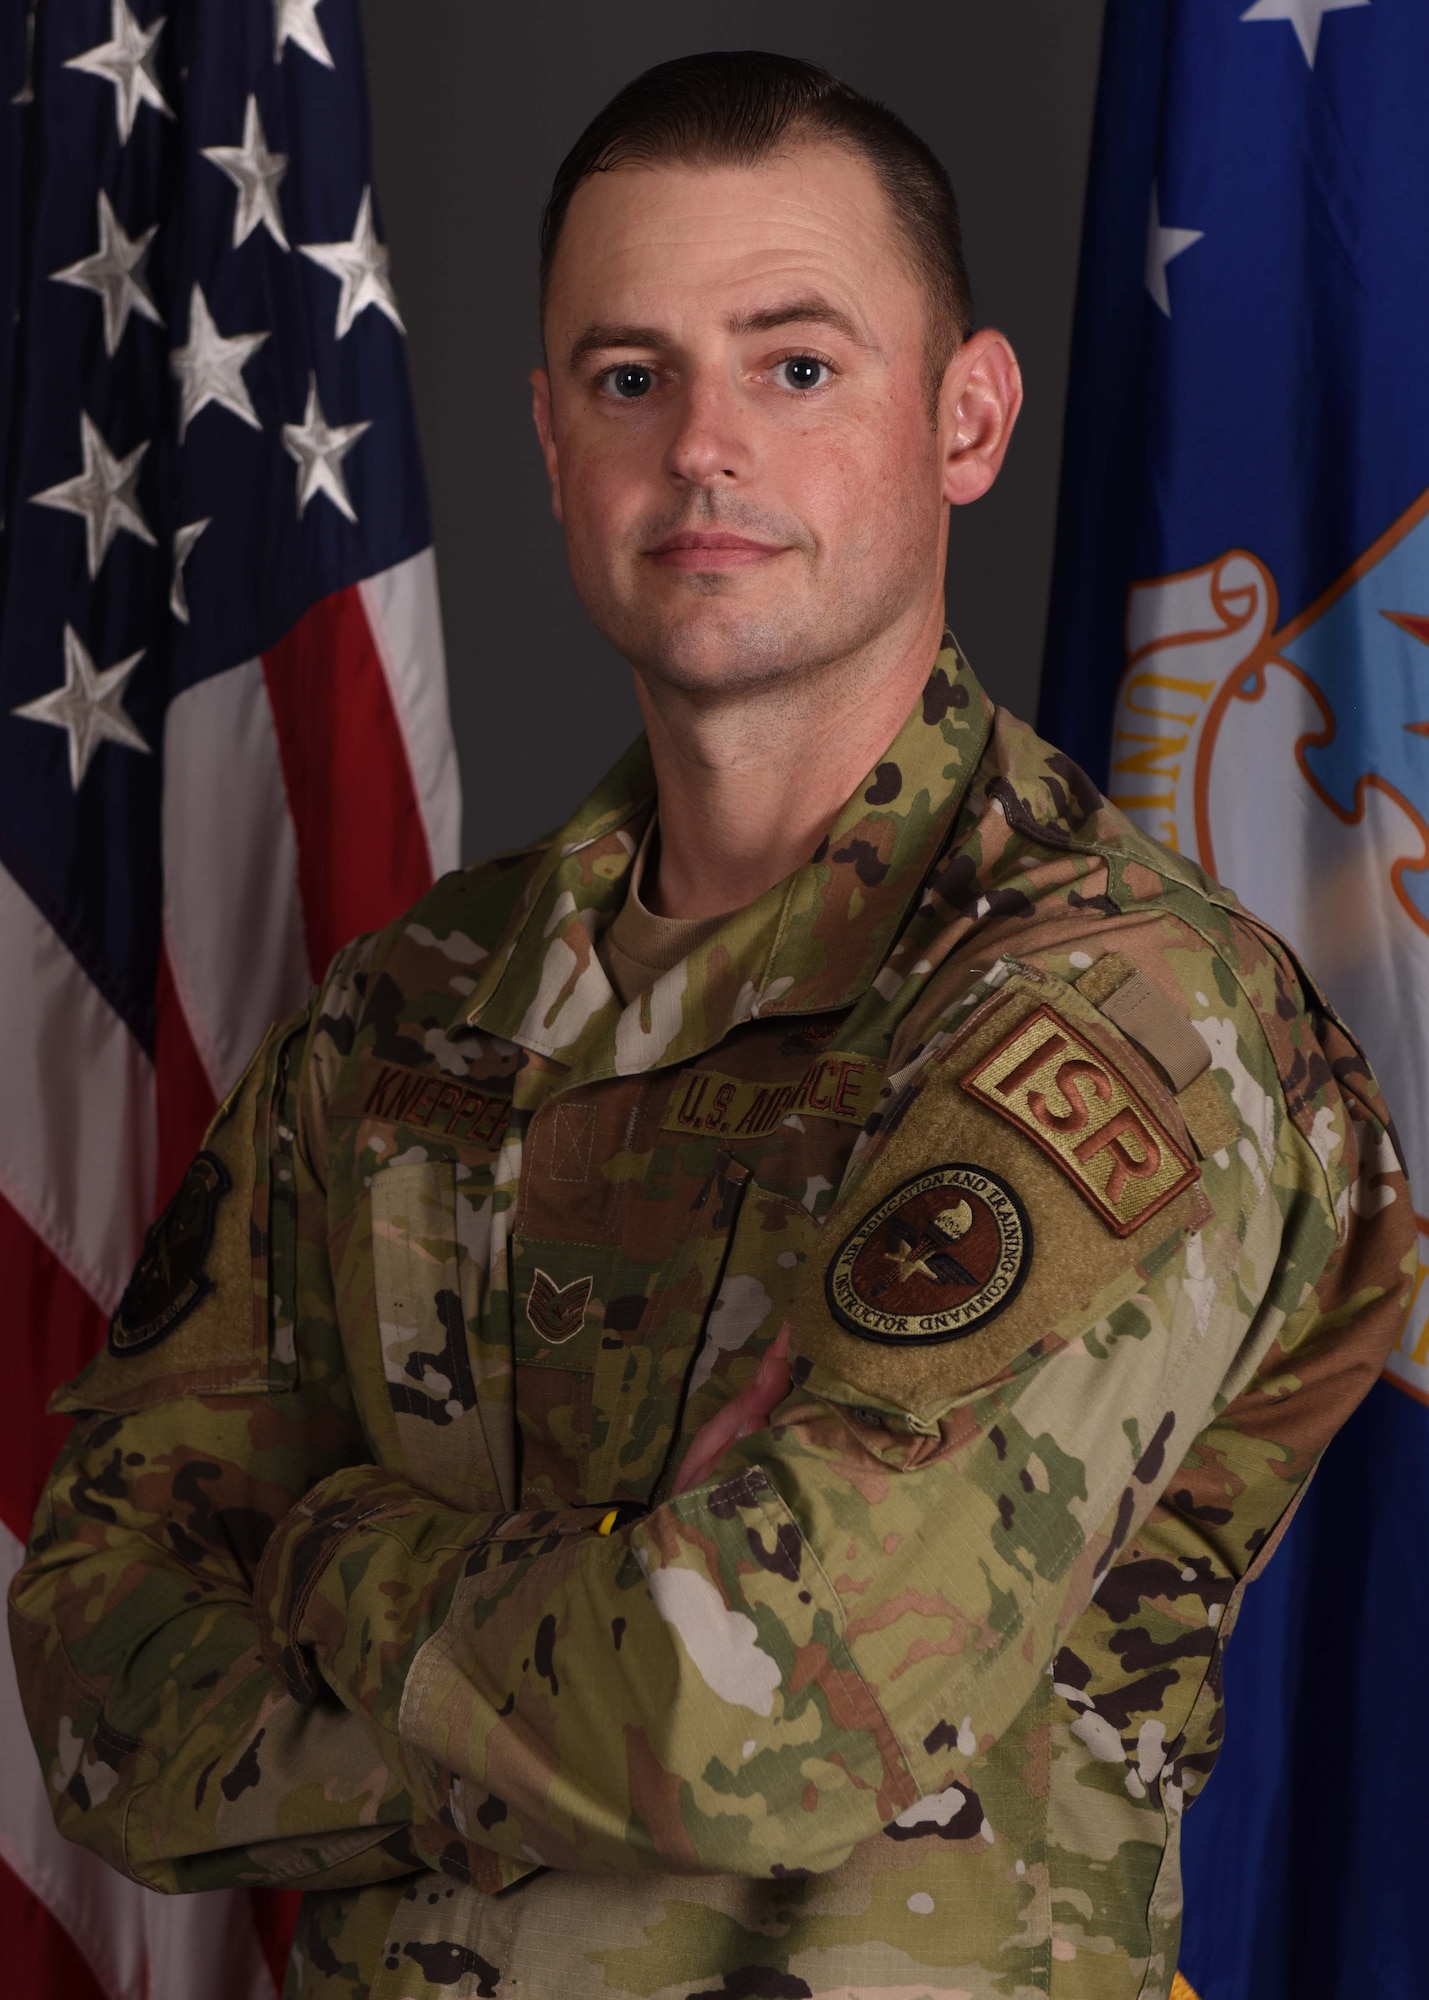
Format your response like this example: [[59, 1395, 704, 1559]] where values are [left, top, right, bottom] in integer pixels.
[[10, 649, 1415, 2000]]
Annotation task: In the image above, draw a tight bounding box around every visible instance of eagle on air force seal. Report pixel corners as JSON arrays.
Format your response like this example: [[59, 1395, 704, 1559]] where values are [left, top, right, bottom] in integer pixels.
[[826, 1163, 1031, 1346]]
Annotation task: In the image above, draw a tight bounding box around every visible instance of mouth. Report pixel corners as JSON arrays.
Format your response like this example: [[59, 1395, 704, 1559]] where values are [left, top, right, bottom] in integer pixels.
[[646, 531, 788, 572]]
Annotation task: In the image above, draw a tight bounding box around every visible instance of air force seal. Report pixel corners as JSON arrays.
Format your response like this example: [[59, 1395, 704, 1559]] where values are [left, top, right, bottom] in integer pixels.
[[825, 1163, 1031, 1346]]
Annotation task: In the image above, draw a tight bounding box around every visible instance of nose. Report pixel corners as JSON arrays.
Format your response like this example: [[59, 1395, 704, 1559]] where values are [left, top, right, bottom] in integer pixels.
[[661, 367, 750, 489]]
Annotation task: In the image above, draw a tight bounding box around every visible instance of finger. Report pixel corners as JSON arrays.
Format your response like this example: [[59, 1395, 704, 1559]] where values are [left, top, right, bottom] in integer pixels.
[[671, 1403, 746, 1495], [703, 1329, 793, 1444], [670, 1435, 722, 1497], [671, 1389, 766, 1495], [671, 1327, 796, 1496], [743, 1329, 793, 1420]]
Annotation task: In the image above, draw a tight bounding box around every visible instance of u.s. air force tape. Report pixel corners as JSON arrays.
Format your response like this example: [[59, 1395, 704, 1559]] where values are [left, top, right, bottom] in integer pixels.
[[663, 1050, 882, 1141], [825, 1162, 1032, 1346]]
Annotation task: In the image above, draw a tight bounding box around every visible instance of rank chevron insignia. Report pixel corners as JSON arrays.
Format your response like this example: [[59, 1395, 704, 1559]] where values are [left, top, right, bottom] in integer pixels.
[[525, 1267, 593, 1345]]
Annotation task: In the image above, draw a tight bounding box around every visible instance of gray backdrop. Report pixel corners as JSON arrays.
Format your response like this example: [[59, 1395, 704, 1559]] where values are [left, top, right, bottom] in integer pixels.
[[360, 1, 1106, 865]]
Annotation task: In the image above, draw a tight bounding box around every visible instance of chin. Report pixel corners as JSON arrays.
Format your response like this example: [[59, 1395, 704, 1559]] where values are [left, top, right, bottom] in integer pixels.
[[631, 605, 824, 695]]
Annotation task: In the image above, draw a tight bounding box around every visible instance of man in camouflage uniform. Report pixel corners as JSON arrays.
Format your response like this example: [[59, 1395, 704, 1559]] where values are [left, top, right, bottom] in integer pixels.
[[10, 50, 1414, 2000]]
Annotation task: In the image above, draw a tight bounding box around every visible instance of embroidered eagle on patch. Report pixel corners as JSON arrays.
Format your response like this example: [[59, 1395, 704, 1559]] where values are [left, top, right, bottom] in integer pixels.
[[826, 1164, 1031, 1347]]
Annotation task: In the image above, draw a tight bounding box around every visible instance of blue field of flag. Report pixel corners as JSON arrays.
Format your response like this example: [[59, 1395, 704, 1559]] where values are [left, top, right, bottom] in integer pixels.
[[1044, 3, 1429, 1993]]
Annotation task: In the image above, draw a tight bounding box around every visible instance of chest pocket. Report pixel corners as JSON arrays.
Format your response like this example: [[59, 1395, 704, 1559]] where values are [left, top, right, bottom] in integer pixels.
[[510, 1144, 758, 1507], [511, 1151, 752, 1509], [370, 1159, 515, 1512], [511, 1157, 822, 1509]]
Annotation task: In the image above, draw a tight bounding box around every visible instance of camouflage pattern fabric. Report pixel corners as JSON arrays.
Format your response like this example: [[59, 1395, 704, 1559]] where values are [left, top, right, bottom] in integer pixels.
[[10, 646, 1414, 2000]]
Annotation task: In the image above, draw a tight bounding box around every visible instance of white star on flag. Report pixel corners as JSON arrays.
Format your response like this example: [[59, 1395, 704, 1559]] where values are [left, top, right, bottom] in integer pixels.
[[298, 187, 404, 340], [50, 190, 162, 357], [274, 0, 334, 68], [170, 518, 210, 623], [64, 0, 172, 146], [1241, 0, 1370, 68], [1146, 184, 1204, 318], [201, 95, 290, 251], [12, 624, 150, 789], [11, 1, 34, 105], [30, 411, 155, 577], [282, 375, 370, 520], [170, 284, 269, 440]]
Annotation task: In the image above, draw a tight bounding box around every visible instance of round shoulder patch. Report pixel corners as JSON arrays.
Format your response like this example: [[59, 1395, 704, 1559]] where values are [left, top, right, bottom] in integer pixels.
[[825, 1163, 1031, 1346], [109, 1150, 232, 1357]]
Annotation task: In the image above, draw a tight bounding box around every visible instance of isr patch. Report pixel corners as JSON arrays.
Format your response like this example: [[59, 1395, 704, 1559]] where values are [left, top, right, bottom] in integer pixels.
[[960, 1003, 1196, 1236]]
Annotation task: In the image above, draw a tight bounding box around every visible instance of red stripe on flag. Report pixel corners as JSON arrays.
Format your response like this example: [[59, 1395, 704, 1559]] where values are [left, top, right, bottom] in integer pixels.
[[0, 1853, 113, 2000], [252, 1886, 303, 1997], [262, 585, 434, 980], [154, 944, 219, 1215], [0, 1193, 107, 1547], [0, 1211, 112, 2000]]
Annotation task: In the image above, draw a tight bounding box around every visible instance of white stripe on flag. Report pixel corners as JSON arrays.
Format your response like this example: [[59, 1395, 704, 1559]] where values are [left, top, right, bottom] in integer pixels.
[[0, 1524, 278, 2000], [0, 862, 154, 1312], [359, 548, 463, 874], [163, 658, 312, 1101]]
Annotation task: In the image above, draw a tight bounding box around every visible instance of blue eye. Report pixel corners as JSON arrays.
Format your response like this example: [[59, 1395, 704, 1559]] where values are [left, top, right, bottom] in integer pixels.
[[780, 356, 827, 390], [609, 364, 654, 399]]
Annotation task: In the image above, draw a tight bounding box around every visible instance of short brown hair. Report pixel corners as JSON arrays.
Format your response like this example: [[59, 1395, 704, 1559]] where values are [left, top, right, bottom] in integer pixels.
[[540, 51, 974, 396]]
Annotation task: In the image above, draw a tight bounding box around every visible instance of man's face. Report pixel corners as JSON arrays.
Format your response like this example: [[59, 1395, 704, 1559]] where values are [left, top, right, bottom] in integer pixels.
[[534, 144, 963, 697]]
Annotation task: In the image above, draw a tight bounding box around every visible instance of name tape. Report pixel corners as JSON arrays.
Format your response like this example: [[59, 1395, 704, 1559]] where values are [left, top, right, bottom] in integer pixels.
[[335, 1061, 512, 1148]]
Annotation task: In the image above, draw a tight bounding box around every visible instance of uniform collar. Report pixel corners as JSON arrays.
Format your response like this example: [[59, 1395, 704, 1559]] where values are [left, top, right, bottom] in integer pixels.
[[466, 643, 992, 1081]]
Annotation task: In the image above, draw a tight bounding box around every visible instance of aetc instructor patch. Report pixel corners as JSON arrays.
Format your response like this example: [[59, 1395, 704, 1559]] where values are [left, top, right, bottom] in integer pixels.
[[826, 1163, 1031, 1346]]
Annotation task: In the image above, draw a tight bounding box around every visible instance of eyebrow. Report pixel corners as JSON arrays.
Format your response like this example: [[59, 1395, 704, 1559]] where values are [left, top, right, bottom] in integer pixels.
[[567, 296, 875, 368], [726, 297, 872, 348]]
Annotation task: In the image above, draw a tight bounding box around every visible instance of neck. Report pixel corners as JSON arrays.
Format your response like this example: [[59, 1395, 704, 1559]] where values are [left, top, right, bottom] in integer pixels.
[[633, 595, 946, 921]]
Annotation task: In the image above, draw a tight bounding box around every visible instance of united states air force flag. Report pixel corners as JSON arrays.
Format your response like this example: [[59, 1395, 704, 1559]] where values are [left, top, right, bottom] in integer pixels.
[[1043, 3, 1429, 1994]]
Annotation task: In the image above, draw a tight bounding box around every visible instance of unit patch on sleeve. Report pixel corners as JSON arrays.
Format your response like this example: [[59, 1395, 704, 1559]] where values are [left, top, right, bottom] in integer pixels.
[[960, 1004, 1196, 1236], [825, 1164, 1031, 1346], [109, 1151, 232, 1356]]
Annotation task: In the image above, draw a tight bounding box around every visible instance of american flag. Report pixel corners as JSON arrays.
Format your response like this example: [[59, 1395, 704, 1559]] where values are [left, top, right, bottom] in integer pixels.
[[0, 3, 460, 1994]]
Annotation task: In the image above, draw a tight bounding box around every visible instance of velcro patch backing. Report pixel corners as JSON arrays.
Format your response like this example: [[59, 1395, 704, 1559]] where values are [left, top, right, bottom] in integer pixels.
[[662, 1051, 882, 1141], [1081, 957, 1211, 1095], [961, 1004, 1197, 1235], [791, 974, 1209, 1421]]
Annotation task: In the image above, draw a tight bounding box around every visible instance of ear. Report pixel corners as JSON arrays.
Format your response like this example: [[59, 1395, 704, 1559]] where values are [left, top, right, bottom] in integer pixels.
[[937, 329, 1024, 508], [530, 365, 564, 524]]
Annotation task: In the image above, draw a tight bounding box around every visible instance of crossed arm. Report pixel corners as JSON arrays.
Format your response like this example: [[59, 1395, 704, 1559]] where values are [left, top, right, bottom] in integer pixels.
[[10, 1219, 1281, 1896], [14, 958, 1392, 1896]]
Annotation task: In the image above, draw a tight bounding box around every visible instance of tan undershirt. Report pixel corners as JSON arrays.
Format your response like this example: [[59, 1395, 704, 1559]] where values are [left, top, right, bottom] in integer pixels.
[[599, 819, 730, 1006]]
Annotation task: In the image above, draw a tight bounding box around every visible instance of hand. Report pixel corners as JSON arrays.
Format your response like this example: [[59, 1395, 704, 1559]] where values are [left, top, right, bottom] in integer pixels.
[[671, 1324, 793, 1497]]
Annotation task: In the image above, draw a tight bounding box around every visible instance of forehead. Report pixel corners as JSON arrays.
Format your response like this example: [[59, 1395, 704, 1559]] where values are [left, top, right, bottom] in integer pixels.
[[546, 142, 922, 338]]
